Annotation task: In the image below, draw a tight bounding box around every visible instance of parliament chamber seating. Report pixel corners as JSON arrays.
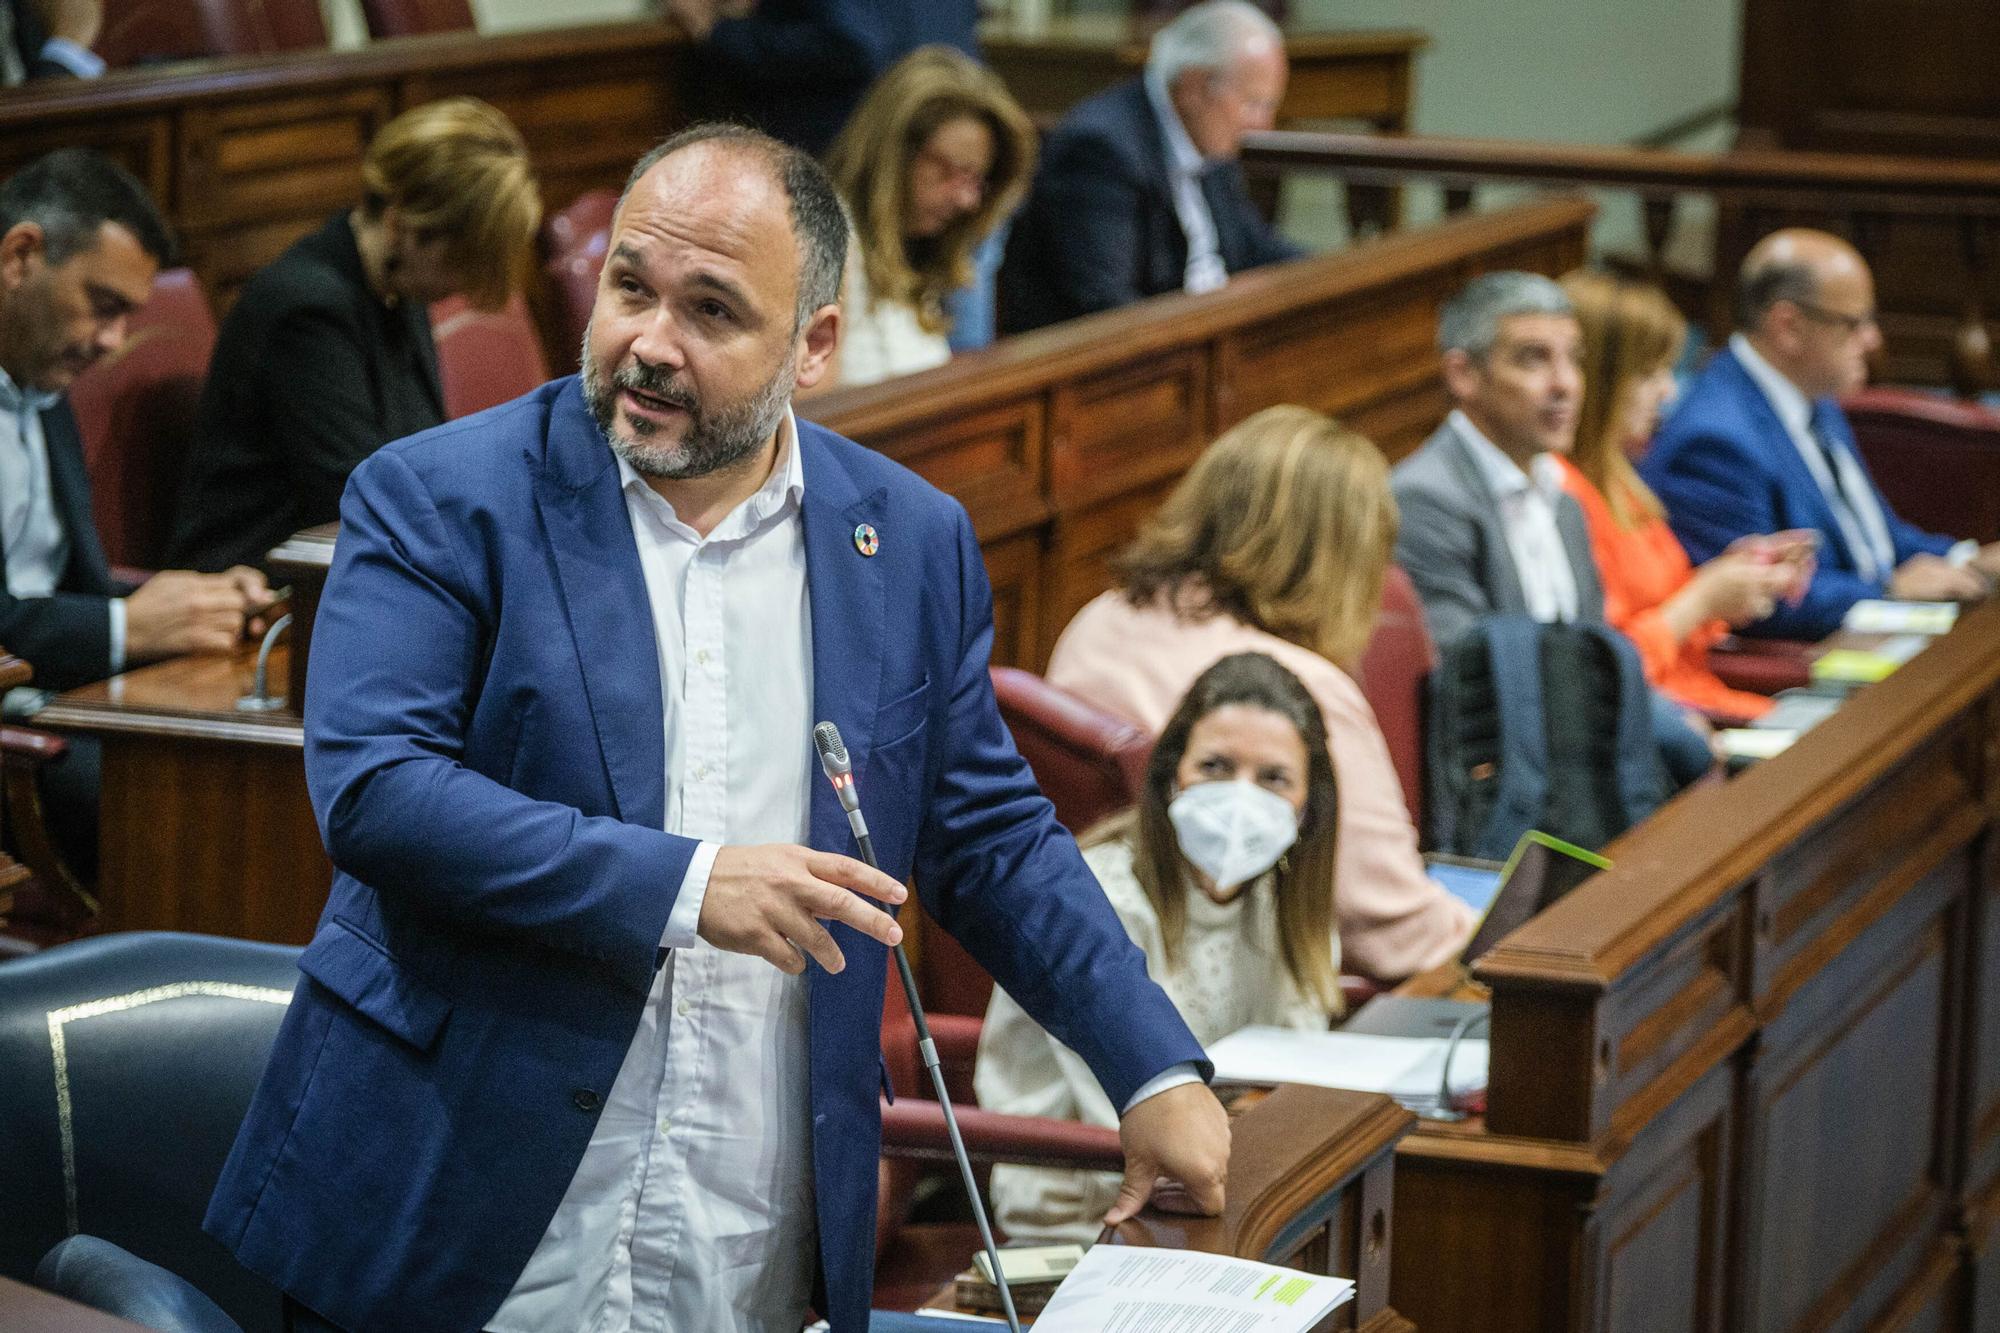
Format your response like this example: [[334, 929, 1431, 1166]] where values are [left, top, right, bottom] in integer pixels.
[[1355, 566, 1434, 830], [358, 0, 476, 40], [66, 268, 217, 572], [94, 0, 327, 67], [0, 932, 301, 1333], [430, 293, 552, 419]]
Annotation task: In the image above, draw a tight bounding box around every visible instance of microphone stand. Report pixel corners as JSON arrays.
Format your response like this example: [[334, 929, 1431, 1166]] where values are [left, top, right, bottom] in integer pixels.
[[817, 726, 1024, 1333]]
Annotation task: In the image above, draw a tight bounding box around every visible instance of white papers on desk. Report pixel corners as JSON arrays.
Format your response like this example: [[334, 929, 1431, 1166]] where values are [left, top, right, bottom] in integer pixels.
[[1843, 599, 1959, 635], [1206, 1025, 1488, 1116], [1032, 1246, 1355, 1332]]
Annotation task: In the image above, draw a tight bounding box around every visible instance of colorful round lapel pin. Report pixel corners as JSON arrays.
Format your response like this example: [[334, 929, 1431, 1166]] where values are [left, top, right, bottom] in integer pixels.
[[853, 523, 880, 557]]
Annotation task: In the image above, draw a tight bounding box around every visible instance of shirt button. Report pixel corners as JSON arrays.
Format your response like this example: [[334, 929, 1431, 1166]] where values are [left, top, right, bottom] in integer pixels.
[[694, 764, 709, 781], [658, 1117, 672, 1136], [696, 649, 710, 666], [676, 997, 692, 1017], [573, 1088, 601, 1112]]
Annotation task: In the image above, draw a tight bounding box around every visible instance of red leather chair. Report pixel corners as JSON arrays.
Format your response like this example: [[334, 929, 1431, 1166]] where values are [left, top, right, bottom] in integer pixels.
[[543, 190, 619, 262], [66, 268, 217, 571], [431, 294, 551, 419], [1843, 386, 2000, 546], [358, 0, 475, 38], [1354, 565, 1434, 831], [95, 0, 326, 65], [1707, 635, 1813, 695]]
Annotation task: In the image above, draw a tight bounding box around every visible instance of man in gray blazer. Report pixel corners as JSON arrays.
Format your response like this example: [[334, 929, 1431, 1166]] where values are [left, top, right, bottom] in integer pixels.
[[1393, 271, 1712, 784], [1392, 271, 1600, 651]]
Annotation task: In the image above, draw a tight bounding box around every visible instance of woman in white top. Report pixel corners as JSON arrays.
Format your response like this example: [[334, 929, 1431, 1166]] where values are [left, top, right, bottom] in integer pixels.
[[975, 651, 1343, 1243], [823, 46, 1035, 385]]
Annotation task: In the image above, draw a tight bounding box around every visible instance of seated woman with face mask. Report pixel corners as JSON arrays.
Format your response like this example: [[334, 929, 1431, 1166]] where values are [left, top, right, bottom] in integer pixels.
[[974, 651, 1341, 1244]]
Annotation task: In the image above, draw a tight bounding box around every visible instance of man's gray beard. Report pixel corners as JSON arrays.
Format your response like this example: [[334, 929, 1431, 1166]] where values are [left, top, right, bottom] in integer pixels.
[[580, 325, 795, 481]]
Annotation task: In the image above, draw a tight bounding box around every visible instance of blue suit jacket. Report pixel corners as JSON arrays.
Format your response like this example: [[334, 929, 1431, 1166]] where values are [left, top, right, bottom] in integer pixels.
[[699, 0, 980, 155], [998, 79, 1303, 335], [203, 378, 1205, 1332], [1642, 346, 1954, 640]]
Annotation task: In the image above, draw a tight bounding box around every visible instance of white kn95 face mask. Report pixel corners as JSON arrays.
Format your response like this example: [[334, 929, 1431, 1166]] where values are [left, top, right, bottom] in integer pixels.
[[1166, 779, 1299, 893]]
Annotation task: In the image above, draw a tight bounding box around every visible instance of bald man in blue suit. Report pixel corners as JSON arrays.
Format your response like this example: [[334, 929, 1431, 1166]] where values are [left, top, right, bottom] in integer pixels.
[[205, 126, 1223, 1333]]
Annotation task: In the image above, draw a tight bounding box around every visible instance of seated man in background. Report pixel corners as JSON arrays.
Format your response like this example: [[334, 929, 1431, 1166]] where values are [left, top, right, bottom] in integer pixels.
[[998, 0, 1301, 334], [1644, 228, 2000, 639], [4, 0, 104, 85], [663, 0, 980, 157], [0, 150, 269, 871], [1393, 271, 1712, 785]]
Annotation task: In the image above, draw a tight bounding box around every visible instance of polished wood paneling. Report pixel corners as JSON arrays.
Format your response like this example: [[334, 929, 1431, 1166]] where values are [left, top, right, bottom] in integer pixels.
[[1391, 605, 2000, 1331], [4, 23, 690, 312]]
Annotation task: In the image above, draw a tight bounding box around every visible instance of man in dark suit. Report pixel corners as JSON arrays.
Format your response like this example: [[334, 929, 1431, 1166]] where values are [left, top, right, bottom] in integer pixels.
[[3, 0, 104, 84], [207, 125, 1226, 1333], [998, 0, 1302, 335], [664, 0, 981, 156], [0, 150, 269, 869], [1645, 228, 2000, 639]]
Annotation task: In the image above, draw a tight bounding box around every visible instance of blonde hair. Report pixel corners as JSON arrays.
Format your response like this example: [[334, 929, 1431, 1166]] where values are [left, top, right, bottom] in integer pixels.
[[1116, 406, 1397, 669], [824, 47, 1035, 337], [1561, 270, 1686, 531], [361, 97, 541, 310]]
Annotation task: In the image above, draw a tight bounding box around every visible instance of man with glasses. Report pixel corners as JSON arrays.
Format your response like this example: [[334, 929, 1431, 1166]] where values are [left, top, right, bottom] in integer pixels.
[[998, 0, 1302, 334], [1645, 227, 2000, 638]]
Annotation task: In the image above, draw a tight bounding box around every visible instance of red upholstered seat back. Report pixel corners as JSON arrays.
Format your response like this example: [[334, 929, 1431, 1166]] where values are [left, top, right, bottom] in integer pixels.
[[912, 668, 1152, 1020], [1843, 387, 2000, 545], [68, 268, 217, 570], [541, 191, 618, 368], [1354, 565, 1435, 831], [358, 0, 474, 37], [431, 294, 551, 419], [96, 0, 326, 65]]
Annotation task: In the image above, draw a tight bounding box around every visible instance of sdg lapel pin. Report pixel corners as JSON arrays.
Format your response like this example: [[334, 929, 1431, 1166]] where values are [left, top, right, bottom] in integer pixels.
[[853, 523, 879, 557]]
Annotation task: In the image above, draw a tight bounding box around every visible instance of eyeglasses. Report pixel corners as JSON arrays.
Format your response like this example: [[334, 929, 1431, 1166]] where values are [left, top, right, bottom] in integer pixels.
[[1791, 299, 1878, 334]]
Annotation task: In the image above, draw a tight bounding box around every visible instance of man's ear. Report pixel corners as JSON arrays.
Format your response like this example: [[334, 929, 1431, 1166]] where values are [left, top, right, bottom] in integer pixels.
[[793, 303, 842, 390], [1440, 347, 1482, 403], [0, 222, 46, 292]]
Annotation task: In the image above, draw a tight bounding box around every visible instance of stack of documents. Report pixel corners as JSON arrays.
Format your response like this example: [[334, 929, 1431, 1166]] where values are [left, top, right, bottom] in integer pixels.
[[1842, 599, 1959, 635], [1811, 633, 1930, 685], [1206, 1025, 1488, 1117], [1031, 1246, 1355, 1332]]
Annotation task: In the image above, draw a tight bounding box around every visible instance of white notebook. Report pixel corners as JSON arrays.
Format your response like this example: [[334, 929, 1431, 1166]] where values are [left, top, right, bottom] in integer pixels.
[[1033, 1245, 1355, 1332]]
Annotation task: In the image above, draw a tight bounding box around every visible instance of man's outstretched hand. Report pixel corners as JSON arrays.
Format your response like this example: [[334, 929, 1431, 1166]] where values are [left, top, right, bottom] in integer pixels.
[[697, 843, 905, 975], [1104, 1081, 1231, 1226]]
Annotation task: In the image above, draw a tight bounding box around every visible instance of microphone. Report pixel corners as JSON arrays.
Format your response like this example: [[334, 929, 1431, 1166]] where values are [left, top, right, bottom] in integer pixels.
[[813, 721, 1023, 1333]]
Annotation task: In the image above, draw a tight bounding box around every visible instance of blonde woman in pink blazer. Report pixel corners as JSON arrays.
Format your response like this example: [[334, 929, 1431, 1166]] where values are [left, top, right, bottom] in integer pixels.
[[1048, 405, 1475, 980]]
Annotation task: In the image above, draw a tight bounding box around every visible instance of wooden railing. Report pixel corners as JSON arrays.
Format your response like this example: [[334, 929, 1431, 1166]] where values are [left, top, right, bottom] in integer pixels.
[[1243, 128, 2000, 396]]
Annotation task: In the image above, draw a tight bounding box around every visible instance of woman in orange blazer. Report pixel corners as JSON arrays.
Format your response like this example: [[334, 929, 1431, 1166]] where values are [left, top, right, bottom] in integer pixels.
[[1557, 272, 1807, 721]]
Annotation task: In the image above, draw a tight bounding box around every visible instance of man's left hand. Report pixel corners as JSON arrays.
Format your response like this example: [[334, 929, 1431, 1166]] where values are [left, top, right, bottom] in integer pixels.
[[1104, 1081, 1230, 1226]]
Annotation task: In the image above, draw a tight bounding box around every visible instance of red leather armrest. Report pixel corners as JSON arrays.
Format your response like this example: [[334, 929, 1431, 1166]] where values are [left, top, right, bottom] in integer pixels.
[[0, 725, 68, 765], [880, 1098, 1124, 1173]]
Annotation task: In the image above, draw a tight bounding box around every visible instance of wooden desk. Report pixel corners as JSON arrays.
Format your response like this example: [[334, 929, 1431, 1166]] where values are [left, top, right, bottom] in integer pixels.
[[33, 645, 324, 945], [909, 1086, 1414, 1332], [981, 18, 1425, 133], [1379, 602, 2000, 1331]]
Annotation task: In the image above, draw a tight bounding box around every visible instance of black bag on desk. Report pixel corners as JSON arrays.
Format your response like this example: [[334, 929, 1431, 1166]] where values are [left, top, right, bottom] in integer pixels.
[[1426, 616, 1666, 860]]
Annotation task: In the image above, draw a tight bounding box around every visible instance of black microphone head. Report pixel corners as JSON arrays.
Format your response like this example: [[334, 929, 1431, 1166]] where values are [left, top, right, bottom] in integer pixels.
[[813, 721, 851, 775]]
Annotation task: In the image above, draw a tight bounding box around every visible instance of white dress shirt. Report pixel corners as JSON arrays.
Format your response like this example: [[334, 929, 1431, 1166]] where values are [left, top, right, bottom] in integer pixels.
[[1450, 410, 1579, 623], [838, 248, 951, 388], [1143, 70, 1228, 296], [491, 411, 819, 1333], [0, 370, 122, 716], [1728, 332, 1913, 581]]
